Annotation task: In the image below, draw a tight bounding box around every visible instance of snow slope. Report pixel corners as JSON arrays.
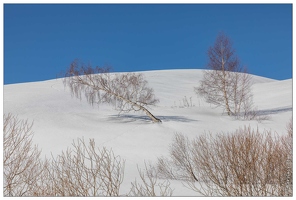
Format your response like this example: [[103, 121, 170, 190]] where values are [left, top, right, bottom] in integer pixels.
[[3, 69, 292, 196]]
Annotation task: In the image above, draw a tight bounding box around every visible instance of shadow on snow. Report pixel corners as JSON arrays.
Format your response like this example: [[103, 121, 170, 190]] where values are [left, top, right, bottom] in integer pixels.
[[256, 106, 292, 116], [107, 114, 198, 123]]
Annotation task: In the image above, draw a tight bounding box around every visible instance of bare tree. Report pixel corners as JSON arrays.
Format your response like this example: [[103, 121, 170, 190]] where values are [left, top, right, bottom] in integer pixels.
[[3, 113, 44, 196], [3, 114, 172, 197], [157, 133, 198, 182], [157, 126, 293, 196], [195, 32, 254, 119], [187, 126, 292, 196], [63, 60, 161, 122], [286, 117, 293, 137], [280, 118, 293, 195], [41, 138, 125, 196], [128, 162, 174, 196]]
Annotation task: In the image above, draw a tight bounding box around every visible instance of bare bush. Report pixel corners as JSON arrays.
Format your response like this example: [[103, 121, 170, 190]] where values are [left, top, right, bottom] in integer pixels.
[[195, 32, 255, 119], [191, 127, 293, 196], [173, 96, 194, 108], [156, 156, 177, 180], [157, 126, 293, 196], [63, 60, 161, 122], [286, 117, 293, 137], [279, 118, 293, 195], [3, 114, 175, 196], [128, 162, 174, 196], [41, 138, 125, 196], [3, 113, 44, 196], [157, 133, 198, 182]]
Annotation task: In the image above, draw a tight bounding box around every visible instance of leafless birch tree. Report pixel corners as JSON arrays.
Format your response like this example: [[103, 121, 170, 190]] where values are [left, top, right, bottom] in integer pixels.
[[63, 60, 161, 122], [195, 32, 254, 118]]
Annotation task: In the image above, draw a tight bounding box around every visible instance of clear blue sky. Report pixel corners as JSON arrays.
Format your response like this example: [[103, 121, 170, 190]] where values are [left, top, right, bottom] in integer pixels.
[[4, 4, 292, 84]]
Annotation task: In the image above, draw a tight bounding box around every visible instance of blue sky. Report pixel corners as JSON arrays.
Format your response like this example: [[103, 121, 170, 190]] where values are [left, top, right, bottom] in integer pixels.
[[4, 4, 292, 84]]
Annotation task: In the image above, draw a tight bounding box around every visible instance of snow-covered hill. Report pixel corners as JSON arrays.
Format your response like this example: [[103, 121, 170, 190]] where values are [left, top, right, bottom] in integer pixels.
[[3, 69, 292, 196]]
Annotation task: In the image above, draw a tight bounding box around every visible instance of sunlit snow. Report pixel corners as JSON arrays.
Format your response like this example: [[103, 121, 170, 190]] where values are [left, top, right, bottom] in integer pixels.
[[3, 69, 292, 196]]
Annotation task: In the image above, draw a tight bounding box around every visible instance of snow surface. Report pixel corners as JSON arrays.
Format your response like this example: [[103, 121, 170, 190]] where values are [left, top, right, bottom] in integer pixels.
[[3, 69, 292, 196]]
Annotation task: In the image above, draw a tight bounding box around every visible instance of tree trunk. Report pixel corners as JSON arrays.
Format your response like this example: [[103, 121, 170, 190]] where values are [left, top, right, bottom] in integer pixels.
[[140, 106, 162, 123], [223, 87, 232, 116], [221, 59, 232, 116], [108, 89, 162, 123]]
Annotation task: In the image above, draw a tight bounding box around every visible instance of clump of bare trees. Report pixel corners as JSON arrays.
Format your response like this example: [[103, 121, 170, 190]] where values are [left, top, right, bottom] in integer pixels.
[[156, 124, 293, 196], [3, 114, 173, 197], [195, 32, 256, 120], [63, 60, 161, 122]]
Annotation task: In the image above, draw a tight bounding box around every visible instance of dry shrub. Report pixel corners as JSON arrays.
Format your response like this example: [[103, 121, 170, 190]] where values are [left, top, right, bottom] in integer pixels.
[[190, 127, 292, 196], [3, 114, 126, 197], [157, 125, 292, 196], [40, 138, 125, 196], [3, 114, 174, 196], [3, 114, 44, 196], [157, 133, 198, 182], [286, 117, 293, 137], [128, 162, 173, 196], [3, 114, 173, 197]]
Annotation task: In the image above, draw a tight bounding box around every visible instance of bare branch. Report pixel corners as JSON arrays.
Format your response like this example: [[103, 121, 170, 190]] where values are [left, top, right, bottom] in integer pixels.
[[3, 114, 44, 196], [128, 162, 174, 196], [156, 124, 293, 196], [195, 32, 257, 120], [63, 60, 161, 122], [44, 137, 125, 196]]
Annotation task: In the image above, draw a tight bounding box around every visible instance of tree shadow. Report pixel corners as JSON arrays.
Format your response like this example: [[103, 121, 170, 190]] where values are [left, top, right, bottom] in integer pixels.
[[256, 106, 292, 116], [107, 114, 198, 123]]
